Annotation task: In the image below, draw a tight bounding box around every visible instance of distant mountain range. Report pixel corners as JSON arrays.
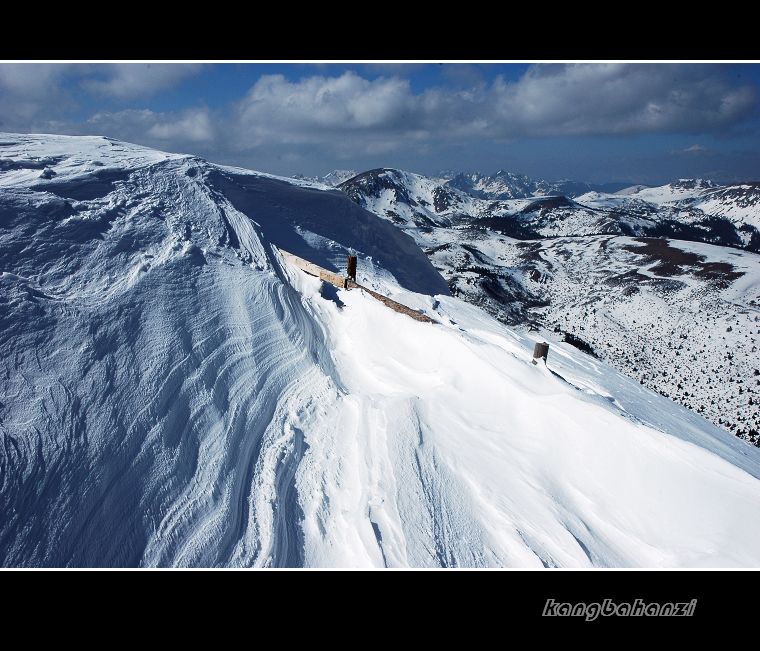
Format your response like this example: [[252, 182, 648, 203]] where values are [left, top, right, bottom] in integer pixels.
[[298, 168, 632, 195], [334, 168, 760, 252], [446, 170, 632, 199], [293, 169, 359, 187]]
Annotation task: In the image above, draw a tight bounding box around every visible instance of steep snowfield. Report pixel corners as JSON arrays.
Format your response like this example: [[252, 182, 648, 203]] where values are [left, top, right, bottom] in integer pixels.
[[288, 270, 760, 567], [2, 134, 760, 567]]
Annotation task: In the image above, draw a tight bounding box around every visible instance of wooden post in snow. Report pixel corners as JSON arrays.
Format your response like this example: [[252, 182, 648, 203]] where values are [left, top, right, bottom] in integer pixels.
[[347, 255, 357, 281], [532, 342, 549, 365]]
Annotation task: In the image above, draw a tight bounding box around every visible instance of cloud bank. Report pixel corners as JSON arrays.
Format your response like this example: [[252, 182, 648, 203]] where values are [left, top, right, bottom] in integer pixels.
[[0, 62, 757, 181], [230, 64, 756, 152]]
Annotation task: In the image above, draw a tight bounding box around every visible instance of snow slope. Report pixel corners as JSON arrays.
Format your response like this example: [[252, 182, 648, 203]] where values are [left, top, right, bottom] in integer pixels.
[[294, 278, 760, 567], [2, 134, 760, 567]]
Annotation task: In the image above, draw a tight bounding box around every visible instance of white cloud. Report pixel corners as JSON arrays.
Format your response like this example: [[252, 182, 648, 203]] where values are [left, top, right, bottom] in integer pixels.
[[236, 72, 414, 143], [147, 109, 214, 142], [1, 63, 756, 179], [484, 64, 755, 137], [85, 107, 215, 147], [82, 63, 206, 99], [0, 64, 76, 128], [0, 63, 206, 131], [87, 108, 161, 134], [229, 65, 757, 153], [0, 63, 73, 96]]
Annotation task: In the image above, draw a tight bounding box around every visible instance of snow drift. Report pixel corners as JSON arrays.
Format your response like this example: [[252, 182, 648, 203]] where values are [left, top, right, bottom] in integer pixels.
[[1, 134, 759, 567]]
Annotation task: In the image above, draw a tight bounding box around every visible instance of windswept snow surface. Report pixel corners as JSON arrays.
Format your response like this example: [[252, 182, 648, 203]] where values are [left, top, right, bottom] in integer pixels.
[[1, 134, 760, 567]]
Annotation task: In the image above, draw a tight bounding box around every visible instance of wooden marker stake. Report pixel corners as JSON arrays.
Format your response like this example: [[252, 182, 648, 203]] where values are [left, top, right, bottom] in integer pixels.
[[347, 255, 357, 281], [532, 342, 549, 365]]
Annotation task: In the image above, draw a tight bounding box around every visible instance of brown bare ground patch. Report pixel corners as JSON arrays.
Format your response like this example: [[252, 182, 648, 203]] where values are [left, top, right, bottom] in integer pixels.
[[622, 237, 744, 284]]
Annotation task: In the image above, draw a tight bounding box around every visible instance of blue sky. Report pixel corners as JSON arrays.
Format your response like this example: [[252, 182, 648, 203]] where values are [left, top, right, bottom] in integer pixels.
[[1, 62, 759, 184]]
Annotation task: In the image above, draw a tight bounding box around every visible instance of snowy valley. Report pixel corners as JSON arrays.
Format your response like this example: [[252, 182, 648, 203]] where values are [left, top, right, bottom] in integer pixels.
[[1, 134, 760, 568]]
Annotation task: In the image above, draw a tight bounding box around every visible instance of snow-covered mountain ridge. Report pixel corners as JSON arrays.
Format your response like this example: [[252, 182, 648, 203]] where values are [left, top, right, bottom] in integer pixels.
[[2, 134, 759, 568], [338, 168, 760, 252]]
